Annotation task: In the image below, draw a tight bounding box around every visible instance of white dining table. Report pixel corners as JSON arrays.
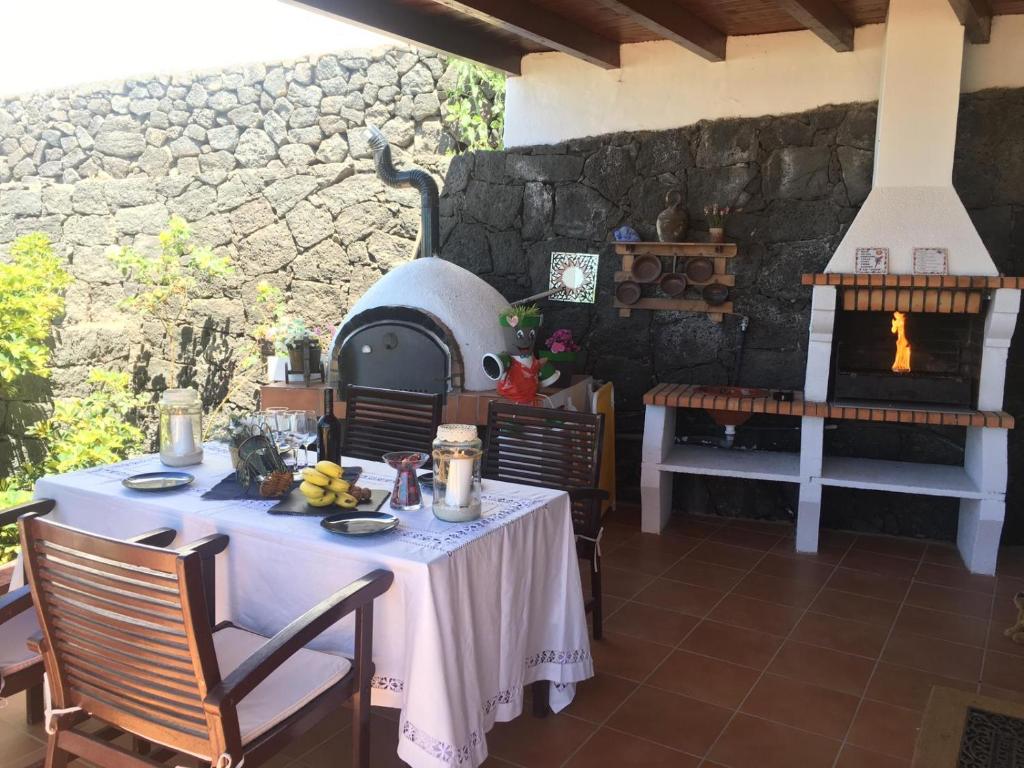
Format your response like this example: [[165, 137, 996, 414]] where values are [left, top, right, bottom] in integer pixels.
[[24, 443, 593, 768]]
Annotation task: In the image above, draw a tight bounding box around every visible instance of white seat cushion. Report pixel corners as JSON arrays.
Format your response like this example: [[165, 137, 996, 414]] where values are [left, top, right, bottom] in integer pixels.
[[213, 626, 352, 745], [0, 609, 41, 677]]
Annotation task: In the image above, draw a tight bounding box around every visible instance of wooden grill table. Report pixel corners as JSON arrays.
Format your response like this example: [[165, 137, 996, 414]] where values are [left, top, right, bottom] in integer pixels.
[[22, 444, 592, 768]]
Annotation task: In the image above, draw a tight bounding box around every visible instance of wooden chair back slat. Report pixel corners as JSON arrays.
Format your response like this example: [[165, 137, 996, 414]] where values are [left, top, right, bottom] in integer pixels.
[[342, 385, 442, 463], [20, 515, 226, 760]]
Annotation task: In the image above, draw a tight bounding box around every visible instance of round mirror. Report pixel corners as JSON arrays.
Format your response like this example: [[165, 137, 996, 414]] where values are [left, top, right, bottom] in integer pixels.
[[560, 265, 585, 291]]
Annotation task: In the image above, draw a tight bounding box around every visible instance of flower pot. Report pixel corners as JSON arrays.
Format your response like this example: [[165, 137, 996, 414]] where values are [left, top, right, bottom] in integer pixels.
[[287, 341, 321, 373], [709, 227, 725, 244]]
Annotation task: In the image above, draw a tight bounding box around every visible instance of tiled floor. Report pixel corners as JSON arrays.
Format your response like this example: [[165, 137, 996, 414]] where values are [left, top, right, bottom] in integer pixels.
[[6, 509, 1024, 768]]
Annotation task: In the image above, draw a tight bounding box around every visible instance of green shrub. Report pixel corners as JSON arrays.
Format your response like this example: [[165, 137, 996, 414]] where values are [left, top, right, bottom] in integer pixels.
[[443, 60, 505, 152]]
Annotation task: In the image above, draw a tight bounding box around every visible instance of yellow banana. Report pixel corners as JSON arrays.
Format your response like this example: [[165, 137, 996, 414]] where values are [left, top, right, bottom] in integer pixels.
[[306, 492, 336, 508], [301, 468, 330, 487], [327, 478, 350, 494], [315, 461, 343, 479], [336, 492, 358, 509], [299, 481, 326, 499]]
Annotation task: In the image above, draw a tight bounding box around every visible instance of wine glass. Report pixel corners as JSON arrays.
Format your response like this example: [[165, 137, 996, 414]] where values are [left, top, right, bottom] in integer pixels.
[[287, 410, 317, 474]]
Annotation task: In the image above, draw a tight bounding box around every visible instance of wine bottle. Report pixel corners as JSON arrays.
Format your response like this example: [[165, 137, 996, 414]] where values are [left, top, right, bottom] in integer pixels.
[[316, 388, 341, 463]]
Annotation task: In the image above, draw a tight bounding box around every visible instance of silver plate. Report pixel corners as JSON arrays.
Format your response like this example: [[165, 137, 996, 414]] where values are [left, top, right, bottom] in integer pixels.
[[122, 471, 195, 491], [320, 511, 399, 536]]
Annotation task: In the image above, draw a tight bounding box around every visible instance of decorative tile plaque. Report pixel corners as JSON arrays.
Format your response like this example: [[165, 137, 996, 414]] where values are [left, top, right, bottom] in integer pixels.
[[913, 247, 949, 275], [855, 247, 889, 274]]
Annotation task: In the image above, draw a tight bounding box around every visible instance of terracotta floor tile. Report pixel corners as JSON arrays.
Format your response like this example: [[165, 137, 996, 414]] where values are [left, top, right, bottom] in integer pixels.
[[846, 700, 922, 760], [663, 558, 747, 592], [881, 631, 983, 682], [864, 662, 976, 711], [604, 544, 689, 576], [835, 744, 911, 768], [914, 562, 995, 594], [686, 541, 764, 571], [978, 684, 1024, 705], [770, 535, 850, 565], [732, 571, 822, 609], [851, 534, 926, 561], [841, 549, 920, 578], [827, 567, 910, 602], [564, 673, 639, 723], [754, 553, 835, 586], [604, 601, 700, 646], [589, 631, 673, 682], [982, 649, 1024, 692], [649, 650, 760, 709], [708, 526, 782, 551], [791, 612, 888, 659], [811, 588, 901, 626], [894, 604, 988, 647], [600, 523, 638, 554], [997, 547, 1024, 579], [486, 711, 597, 768], [986, 614, 1024, 657], [768, 641, 875, 696], [741, 673, 859, 739], [904, 582, 991, 620], [681, 620, 784, 670], [299, 715, 404, 768], [707, 714, 840, 768], [629, 532, 703, 558], [707, 593, 803, 636], [633, 577, 726, 618], [601, 566, 656, 600], [995, 574, 1024, 599], [608, 686, 731, 756], [923, 543, 963, 568], [563, 727, 701, 768], [664, 516, 724, 539]]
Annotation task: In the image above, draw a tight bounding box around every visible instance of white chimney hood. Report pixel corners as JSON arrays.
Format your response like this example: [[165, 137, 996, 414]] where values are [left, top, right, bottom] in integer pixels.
[[826, 0, 997, 276]]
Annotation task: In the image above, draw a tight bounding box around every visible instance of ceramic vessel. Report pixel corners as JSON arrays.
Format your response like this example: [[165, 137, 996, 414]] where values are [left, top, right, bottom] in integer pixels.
[[709, 227, 725, 243], [656, 190, 688, 243]]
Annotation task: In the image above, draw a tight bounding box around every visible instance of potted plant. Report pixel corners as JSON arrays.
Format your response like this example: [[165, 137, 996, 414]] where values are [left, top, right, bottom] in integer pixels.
[[541, 328, 581, 386], [704, 203, 731, 243], [280, 318, 321, 375]]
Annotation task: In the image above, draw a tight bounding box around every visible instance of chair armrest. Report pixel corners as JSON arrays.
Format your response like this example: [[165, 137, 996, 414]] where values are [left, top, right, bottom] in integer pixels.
[[177, 534, 229, 559], [0, 499, 56, 528], [26, 631, 46, 656], [127, 528, 177, 548], [204, 569, 394, 712], [0, 585, 32, 624]]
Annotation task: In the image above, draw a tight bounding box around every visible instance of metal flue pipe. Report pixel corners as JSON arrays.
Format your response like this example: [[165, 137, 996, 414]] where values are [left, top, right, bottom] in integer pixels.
[[365, 125, 440, 259]]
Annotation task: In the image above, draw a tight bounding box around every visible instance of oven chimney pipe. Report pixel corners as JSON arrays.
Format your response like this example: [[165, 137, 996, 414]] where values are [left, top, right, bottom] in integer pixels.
[[365, 125, 440, 259]]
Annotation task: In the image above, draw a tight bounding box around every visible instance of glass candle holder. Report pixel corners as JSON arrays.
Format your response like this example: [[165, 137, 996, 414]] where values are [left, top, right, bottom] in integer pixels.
[[383, 451, 429, 512], [431, 424, 482, 522], [159, 388, 203, 466]]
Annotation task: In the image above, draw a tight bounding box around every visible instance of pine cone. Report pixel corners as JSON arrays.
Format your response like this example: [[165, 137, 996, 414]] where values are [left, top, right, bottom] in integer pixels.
[[260, 471, 294, 498]]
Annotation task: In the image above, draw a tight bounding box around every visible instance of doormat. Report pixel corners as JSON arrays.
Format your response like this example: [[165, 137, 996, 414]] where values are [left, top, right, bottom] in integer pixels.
[[913, 687, 1024, 767]]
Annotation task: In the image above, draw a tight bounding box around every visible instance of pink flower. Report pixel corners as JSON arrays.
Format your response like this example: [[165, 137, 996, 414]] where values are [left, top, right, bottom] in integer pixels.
[[550, 341, 566, 353]]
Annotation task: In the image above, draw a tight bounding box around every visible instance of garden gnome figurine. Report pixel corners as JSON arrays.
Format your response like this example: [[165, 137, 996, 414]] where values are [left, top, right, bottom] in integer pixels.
[[482, 305, 560, 404]]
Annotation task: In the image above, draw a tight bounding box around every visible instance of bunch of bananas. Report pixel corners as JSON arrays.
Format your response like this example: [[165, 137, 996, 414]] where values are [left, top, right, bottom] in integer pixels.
[[299, 461, 359, 509]]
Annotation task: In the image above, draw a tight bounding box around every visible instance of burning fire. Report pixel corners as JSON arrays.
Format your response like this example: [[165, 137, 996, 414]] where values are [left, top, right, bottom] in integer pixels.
[[891, 311, 912, 373]]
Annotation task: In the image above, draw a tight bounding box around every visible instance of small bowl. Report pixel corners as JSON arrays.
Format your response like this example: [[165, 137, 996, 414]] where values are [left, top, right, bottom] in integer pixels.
[[685, 257, 714, 283], [615, 280, 642, 305], [631, 254, 663, 283], [660, 272, 687, 297], [702, 283, 730, 306]]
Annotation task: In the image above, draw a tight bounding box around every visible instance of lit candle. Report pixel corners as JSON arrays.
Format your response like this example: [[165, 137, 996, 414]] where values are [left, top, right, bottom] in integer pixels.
[[169, 413, 195, 457], [445, 451, 474, 507]]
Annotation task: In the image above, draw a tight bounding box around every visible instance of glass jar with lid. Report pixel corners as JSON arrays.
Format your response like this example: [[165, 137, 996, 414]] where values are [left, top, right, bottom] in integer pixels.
[[159, 388, 204, 466], [431, 424, 482, 522]]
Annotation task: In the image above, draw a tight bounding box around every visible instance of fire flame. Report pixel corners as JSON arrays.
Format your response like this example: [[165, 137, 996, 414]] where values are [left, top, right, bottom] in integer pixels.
[[891, 311, 911, 374]]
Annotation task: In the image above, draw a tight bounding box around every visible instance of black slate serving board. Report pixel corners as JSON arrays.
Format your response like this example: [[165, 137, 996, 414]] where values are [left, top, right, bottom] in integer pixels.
[[267, 487, 390, 517], [203, 466, 362, 502]]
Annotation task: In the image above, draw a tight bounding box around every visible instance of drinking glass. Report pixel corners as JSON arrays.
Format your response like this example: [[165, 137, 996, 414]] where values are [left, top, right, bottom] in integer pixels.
[[288, 410, 318, 473]]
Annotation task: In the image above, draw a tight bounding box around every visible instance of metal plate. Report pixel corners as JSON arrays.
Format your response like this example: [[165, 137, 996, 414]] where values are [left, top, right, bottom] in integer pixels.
[[320, 510, 399, 536], [122, 471, 194, 491]]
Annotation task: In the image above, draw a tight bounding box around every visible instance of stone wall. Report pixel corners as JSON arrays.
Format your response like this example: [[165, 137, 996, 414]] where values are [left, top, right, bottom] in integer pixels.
[[0, 47, 457, 476], [439, 88, 1024, 542]]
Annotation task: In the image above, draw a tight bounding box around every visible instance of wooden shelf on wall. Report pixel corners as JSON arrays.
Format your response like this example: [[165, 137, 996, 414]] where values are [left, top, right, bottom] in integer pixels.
[[614, 241, 736, 322]]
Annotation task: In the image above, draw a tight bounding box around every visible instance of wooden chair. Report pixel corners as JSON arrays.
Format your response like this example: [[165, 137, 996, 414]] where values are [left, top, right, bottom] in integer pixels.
[[18, 511, 394, 768], [482, 403, 607, 640], [342, 385, 443, 464], [0, 499, 176, 726]]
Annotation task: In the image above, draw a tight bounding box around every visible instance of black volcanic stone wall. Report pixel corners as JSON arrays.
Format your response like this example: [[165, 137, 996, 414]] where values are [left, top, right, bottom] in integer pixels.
[[438, 89, 1024, 543]]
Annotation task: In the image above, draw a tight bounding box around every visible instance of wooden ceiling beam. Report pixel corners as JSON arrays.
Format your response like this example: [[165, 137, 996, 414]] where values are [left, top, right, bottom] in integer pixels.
[[592, 0, 726, 62], [435, 0, 620, 69], [283, 0, 524, 74], [775, 0, 854, 52], [947, 0, 993, 43]]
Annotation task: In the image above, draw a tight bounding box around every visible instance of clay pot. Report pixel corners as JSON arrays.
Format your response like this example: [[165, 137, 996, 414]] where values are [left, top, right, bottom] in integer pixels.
[[660, 272, 687, 297], [685, 257, 714, 284], [615, 281, 642, 305], [631, 254, 663, 283], [656, 190, 688, 243], [709, 227, 726, 244], [702, 283, 730, 306]]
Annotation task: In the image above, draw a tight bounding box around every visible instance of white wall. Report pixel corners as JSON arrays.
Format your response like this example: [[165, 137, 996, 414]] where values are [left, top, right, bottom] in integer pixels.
[[504, 15, 1024, 148]]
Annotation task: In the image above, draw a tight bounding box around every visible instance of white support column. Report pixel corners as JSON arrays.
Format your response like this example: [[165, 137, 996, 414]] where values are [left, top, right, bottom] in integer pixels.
[[958, 498, 1004, 575], [796, 481, 823, 553], [964, 427, 1009, 496], [804, 286, 837, 401], [641, 404, 677, 534], [977, 289, 1021, 410]]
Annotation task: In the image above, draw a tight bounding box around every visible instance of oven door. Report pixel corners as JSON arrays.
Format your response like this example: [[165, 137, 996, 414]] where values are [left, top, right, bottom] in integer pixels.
[[339, 321, 451, 398]]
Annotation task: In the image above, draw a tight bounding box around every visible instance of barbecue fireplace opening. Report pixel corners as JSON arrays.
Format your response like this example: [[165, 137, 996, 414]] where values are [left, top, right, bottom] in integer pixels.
[[831, 309, 985, 408]]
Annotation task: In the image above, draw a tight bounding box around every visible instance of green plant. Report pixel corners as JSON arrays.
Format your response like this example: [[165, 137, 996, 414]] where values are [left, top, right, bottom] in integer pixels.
[[108, 215, 234, 377], [254, 282, 331, 354], [443, 60, 505, 152], [0, 233, 71, 389]]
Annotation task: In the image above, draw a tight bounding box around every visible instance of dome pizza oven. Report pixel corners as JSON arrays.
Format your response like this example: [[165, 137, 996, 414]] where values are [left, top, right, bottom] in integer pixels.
[[327, 128, 507, 401]]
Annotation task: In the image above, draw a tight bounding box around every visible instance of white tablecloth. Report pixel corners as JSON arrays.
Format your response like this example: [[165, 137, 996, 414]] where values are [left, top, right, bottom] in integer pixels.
[[27, 444, 593, 767]]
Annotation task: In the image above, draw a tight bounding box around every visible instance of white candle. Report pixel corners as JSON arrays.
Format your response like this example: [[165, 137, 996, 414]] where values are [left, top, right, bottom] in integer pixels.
[[444, 455, 474, 507], [169, 414, 195, 456]]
